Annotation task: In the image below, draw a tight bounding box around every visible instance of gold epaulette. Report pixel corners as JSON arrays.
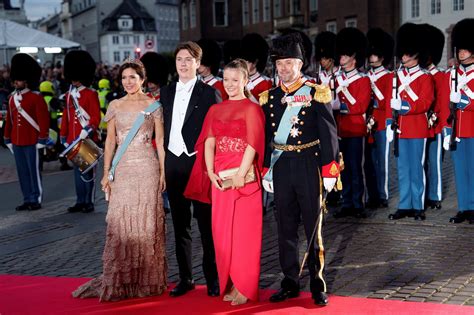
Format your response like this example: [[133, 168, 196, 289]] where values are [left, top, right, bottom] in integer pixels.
[[304, 81, 317, 88], [259, 90, 269, 106], [313, 84, 332, 104]]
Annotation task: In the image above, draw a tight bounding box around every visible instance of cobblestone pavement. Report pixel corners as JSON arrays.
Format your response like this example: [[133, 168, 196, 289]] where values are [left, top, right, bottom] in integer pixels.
[[0, 148, 473, 306]]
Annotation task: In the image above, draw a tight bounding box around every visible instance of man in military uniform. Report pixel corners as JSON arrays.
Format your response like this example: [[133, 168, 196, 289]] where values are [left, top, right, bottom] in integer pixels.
[[444, 19, 474, 224], [388, 23, 434, 221], [197, 38, 227, 100], [364, 28, 394, 209], [333, 28, 371, 218], [4, 53, 50, 211], [60, 50, 101, 214], [240, 33, 272, 104], [261, 32, 339, 306], [314, 31, 339, 107]]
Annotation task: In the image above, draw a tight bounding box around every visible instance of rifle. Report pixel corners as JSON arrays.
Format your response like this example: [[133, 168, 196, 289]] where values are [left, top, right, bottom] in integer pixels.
[[391, 57, 401, 157], [447, 60, 459, 151]]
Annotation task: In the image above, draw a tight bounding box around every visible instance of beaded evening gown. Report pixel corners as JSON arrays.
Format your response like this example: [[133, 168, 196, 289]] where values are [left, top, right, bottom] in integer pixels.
[[72, 103, 167, 301]]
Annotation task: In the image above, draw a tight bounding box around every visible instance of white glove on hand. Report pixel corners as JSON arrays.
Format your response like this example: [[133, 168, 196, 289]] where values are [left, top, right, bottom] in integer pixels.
[[6, 143, 13, 154], [79, 129, 89, 140], [443, 135, 450, 151], [323, 178, 337, 192], [390, 98, 402, 111], [262, 179, 274, 193], [386, 125, 394, 143], [36, 143, 46, 149], [450, 91, 461, 103]]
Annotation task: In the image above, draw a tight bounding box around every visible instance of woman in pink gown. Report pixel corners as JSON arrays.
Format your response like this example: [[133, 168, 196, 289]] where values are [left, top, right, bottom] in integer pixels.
[[185, 59, 265, 305]]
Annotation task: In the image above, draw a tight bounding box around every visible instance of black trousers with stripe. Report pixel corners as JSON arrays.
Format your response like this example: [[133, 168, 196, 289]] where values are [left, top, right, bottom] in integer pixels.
[[273, 154, 327, 294]]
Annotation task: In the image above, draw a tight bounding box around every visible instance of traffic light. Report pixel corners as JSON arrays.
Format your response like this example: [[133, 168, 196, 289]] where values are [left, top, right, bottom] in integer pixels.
[[135, 47, 141, 58]]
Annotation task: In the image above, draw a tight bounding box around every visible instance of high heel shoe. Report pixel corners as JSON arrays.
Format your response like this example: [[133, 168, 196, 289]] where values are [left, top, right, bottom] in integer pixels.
[[223, 286, 237, 302], [231, 292, 248, 306]]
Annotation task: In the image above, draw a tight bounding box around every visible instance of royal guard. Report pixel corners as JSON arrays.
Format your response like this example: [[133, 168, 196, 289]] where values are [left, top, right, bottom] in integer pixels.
[[444, 19, 474, 224], [333, 27, 371, 218], [388, 23, 434, 221], [364, 28, 394, 209], [60, 50, 101, 214], [197, 38, 228, 100], [240, 33, 272, 104], [261, 32, 339, 306], [4, 53, 50, 211], [421, 24, 449, 211], [314, 31, 340, 104], [140, 52, 169, 101]]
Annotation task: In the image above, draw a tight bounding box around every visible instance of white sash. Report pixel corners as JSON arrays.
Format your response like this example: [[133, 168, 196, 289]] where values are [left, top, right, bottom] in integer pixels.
[[13, 89, 40, 132], [336, 73, 361, 105], [369, 69, 388, 101], [397, 69, 424, 102], [69, 86, 90, 128], [457, 71, 474, 99]]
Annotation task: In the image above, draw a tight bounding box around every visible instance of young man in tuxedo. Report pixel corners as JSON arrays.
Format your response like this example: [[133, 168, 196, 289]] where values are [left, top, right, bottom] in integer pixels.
[[161, 41, 221, 297]]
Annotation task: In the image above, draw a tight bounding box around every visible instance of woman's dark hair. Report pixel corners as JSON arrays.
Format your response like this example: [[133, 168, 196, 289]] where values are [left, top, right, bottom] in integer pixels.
[[118, 59, 146, 81], [224, 58, 251, 98]]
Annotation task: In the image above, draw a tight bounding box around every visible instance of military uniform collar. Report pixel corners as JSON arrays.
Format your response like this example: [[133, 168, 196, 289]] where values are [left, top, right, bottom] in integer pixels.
[[281, 77, 305, 94], [249, 72, 261, 81], [461, 63, 474, 73], [403, 64, 420, 74], [15, 88, 30, 95], [370, 65, 385, 74], [343, 68, 358, 79]]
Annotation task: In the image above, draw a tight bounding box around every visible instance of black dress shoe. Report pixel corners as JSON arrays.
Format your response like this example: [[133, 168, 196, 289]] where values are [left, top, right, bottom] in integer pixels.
[[449, 211, 466, 223], [269, 287, 300, 303], [379, 199, 389, 208], [67, 204, 84, 213], [427, 200, 442, 210], [15, 203, 31, 211], [388, 209, 413, 220], [333, 207, 352, 218], [29, 203, 41, 211], [207, 280, 220, 297], [313, 291, 329, 306], [414, 210, 426, 221], [82, 203, 94, 213], [169, 279, 195, 297]]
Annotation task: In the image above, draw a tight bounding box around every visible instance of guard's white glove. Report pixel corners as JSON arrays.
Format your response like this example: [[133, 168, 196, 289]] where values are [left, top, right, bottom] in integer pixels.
[[36, 143, 46, 149], [323, 178, 337, 192], [386, 125, 394, 143], [79, 129, 89, 140], [262, 179, 274, 193], [443, 135, 450, 151], [450, 91, 461, 104], [6, 143, 13, 154], [390, 98, 402, 111]]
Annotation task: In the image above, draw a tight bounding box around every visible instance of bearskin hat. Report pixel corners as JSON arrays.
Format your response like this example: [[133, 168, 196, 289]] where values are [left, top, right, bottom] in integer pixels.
[[396, 23, 429, 66], [10, 53, 41, 89], [241, 33, 269, 73], [314, 31, 337, 62], [64, 50, 96, 87], [270, 32, 305, 62], [223, 39, 242, 65], [140, 52, 169, 87], [336, 27, 368, 68], [197, 38, 222, 76], [452, 18, 474, 56], [367, 28, 394, 66], [419, 24, 444, 67], [280, 29, 312, 70]]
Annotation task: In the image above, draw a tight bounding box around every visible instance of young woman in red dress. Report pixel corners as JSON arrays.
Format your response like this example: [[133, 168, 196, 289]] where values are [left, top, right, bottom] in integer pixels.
[[184, 59, 265, 305]]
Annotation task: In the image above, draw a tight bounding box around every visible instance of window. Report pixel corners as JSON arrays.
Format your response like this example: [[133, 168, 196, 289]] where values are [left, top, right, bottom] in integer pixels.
[[310, 0, 318, 11], [213, 0, 228, 27], [243, 0, 249, 25], [252, 0, 259, 23], [431, 0, 441, 14], [345, 18, 357, 28], [411, 0, 420, 18], [123, 35, 130, 44], [124, 51, 130, 60], [263, 0, 270, 22], [112, 35, 119, 44], [181, 3, 188, 30], [274, 0, 281, 18], [122, 20, 129, 28], [453, 0, 464, 11], [290, 0, 301, 14], [326, 21, 337, 34], [133, 35, 139, 45], [113, 51, 120, 63], [190, 0, 196, 28]]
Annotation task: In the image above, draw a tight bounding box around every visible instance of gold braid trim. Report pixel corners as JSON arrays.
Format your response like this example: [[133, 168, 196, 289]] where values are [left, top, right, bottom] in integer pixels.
[[259, 90, 269, 106], [314, 84, 332, 104]]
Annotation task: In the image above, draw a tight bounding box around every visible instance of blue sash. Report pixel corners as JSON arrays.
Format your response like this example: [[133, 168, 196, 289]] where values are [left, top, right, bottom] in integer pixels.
[[264, 85, 312, 182], [108, 101, 161, 181]]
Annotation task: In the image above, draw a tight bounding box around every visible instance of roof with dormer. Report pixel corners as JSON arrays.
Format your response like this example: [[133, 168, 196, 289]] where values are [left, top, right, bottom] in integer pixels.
[[101, 0, 156, 32]]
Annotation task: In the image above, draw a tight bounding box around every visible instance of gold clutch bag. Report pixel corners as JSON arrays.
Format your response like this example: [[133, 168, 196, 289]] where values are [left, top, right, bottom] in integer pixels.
[[218, 166, 256, 190]]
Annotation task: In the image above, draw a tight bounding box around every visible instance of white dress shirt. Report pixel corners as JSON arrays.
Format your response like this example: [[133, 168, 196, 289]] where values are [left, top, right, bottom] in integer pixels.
[[168, 77, 197, 157]]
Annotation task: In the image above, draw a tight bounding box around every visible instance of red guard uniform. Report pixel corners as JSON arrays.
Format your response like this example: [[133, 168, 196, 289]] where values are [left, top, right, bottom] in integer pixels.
[[246, 72, 272, 104], [202, 74, 228, 101]]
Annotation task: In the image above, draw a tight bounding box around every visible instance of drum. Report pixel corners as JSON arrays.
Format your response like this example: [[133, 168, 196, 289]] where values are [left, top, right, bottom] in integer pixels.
[[60, 137, 103, 174]]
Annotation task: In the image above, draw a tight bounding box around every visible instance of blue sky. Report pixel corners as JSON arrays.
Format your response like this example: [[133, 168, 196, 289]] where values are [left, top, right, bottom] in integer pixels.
[[12, 0, 62, 21]]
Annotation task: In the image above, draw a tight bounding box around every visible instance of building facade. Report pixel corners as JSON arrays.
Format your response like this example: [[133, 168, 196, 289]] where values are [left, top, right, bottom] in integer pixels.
[[0, 0, 27, 25]]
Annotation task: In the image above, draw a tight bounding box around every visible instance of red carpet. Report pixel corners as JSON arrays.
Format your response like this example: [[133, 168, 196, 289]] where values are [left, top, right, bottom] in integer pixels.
[[0, 275, 473, 315]]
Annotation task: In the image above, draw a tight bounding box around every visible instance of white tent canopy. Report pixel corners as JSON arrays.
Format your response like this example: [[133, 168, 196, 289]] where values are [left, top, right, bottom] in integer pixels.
[[0, 19, 80, 49]]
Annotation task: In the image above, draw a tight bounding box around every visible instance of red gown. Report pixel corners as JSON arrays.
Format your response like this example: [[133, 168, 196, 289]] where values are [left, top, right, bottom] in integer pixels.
[[185, 98, 265, 301]]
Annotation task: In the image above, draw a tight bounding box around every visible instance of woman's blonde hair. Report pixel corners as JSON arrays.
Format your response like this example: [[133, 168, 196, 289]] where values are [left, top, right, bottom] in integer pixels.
[[224, 58, 251, 98]]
